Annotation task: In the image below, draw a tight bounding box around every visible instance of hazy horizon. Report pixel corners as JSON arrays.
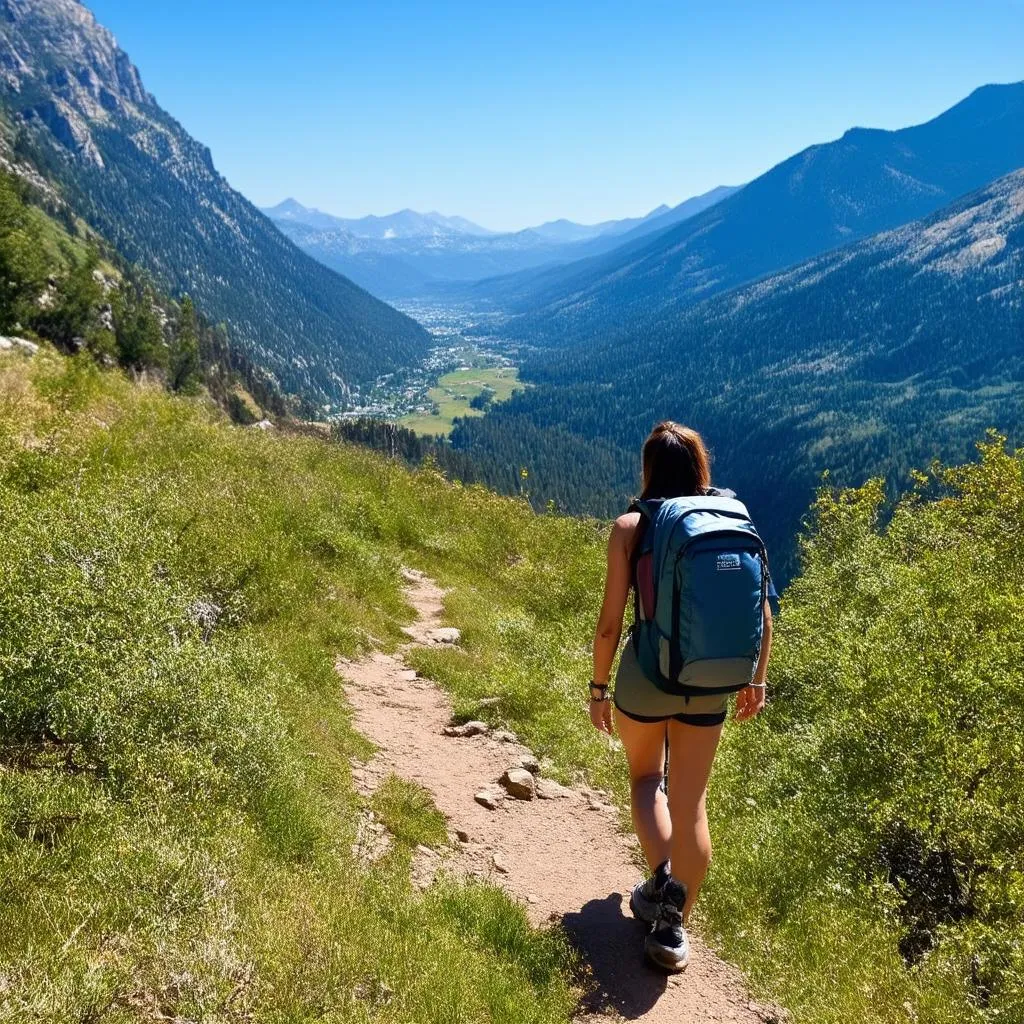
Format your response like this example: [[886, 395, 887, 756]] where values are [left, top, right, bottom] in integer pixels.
[[259, 188, 739, 235]]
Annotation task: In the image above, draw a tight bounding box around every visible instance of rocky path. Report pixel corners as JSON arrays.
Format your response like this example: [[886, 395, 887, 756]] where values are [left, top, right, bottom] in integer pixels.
[[338, 569, 782, 1023]]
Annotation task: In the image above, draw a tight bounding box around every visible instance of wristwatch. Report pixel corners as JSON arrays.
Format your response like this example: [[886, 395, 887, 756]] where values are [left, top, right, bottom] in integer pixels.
[[589, 681, 611, 702]]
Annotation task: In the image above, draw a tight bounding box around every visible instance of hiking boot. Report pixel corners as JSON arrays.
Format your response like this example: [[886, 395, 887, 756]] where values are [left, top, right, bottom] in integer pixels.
[[644, 867, 689, 972], [628, 873, 660, 925]]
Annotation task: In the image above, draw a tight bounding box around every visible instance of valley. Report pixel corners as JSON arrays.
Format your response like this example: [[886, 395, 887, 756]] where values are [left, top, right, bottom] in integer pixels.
[[337, 300, 520, 433]]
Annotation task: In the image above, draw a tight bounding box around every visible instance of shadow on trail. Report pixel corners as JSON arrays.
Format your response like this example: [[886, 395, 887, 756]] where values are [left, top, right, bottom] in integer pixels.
[[561, 891, 668, 1018]]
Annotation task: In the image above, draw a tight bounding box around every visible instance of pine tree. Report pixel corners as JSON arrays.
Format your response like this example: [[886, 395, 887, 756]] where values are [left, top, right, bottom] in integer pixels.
[[169, 295, 202, 393], [113, 285, 165, 372], [0, 172, 47, 331]]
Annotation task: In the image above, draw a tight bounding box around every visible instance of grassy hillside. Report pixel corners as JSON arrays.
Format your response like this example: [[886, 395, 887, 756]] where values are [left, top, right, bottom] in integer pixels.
[[0, 351, 588, 1022], [2, 349, 1021, 1022]]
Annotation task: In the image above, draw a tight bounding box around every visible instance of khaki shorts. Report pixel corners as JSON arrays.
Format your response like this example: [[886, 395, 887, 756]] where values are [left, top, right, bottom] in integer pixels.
[[614, 642, 730, 727]]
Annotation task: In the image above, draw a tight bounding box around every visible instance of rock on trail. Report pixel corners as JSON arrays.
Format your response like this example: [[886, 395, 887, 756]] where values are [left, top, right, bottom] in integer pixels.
[[339, 569, 780, 1024], [500, 767, 537, 800]]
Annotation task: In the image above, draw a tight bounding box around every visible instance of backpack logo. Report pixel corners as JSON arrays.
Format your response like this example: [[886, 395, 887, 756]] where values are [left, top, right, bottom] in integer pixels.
[[716, 552, 741, 571]]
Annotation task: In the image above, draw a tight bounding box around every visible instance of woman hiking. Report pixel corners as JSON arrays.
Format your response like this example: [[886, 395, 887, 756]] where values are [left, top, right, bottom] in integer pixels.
[[589, 421, 775, 971]]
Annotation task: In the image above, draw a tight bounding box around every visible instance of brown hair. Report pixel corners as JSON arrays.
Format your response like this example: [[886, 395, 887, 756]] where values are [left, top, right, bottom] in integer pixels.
[[640, 421, 711, 499]]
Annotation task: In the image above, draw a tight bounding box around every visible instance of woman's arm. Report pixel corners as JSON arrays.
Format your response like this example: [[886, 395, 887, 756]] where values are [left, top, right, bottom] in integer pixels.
[[590, 514, 636, 733], [735, 599, 773, 721]]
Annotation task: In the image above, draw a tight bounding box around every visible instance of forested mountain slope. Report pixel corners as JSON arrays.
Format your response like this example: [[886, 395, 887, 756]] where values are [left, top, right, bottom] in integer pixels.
[[0, 150, 293, 420], [451, 171, 1024, 578], [484, 82, 1023, 343], [266, 186, 739, 299], [0, 0, 430, 402]]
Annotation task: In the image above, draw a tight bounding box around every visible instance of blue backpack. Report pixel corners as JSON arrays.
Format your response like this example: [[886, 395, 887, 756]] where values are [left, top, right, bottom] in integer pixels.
[[631, 495, 769, 695]]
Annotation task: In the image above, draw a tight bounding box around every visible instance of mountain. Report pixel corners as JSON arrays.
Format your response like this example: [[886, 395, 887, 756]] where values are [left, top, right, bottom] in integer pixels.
[[0, 0, 430, 403], [449, 170, 1024, 579], [485, 83, 1024, 342], [525, 191, 741, 244], [607, 185, 740, 244], [262, 200, 496, 239], [266, 185, 739, 299], [266, 219, 438, 297], [526, 204, 670, 243], [260, 197, 347, 232]]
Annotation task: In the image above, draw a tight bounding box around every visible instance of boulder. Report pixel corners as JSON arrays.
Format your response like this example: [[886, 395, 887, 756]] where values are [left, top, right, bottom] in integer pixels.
[[492, 729, 518, 744], [426, 626, 461, 645], [500, 767, 536, 800], [474, 788, 503, 810], [536, 778, 573, 801], [0, 336, 39, 356], [519, 754, 541, 775], [444, 720, 489, 738]]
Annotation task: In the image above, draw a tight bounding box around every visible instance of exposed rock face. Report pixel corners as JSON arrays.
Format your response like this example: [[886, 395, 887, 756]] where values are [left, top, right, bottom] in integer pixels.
[[0, 0, 152, 167], [0, 1, 148, 100], [0, 336, 39, 355]]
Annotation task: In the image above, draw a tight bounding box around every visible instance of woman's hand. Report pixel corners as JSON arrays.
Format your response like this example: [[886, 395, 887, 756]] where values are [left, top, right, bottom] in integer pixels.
[[734, 684, 766, 722], [590, 697, 614, 735]]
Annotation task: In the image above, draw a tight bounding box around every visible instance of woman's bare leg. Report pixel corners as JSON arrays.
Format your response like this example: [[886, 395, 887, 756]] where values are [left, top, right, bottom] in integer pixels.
[[614, 709, 671, 872], [666, 718, 724, 921]]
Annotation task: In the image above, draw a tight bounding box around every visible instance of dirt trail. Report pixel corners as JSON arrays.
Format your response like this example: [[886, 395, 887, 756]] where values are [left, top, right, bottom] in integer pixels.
[[339, 569, 782, 1023]]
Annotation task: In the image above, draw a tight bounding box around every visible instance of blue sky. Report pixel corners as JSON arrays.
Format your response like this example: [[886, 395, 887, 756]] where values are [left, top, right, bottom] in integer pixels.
[[88, 0, 1022, 232]]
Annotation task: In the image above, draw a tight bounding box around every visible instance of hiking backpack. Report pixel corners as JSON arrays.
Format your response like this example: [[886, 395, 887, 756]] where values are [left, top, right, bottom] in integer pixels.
[[631, 495, 769, 695]]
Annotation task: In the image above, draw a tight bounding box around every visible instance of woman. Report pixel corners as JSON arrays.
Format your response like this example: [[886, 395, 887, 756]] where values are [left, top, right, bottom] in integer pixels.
[[589, 421, 773, 971]]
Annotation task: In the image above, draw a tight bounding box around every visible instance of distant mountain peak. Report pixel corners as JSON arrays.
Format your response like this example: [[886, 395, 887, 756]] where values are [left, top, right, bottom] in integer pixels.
[[260, 202, 496, 240]]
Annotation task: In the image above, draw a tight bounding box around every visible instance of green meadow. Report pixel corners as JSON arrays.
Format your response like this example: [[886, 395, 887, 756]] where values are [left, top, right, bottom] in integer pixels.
[[400, 365, 521, 436]]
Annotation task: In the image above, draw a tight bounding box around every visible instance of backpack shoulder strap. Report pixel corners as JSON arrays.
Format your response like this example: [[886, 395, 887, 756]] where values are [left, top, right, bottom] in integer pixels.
[[629, 499, 662, 556], [627, 501, 660, 634]]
